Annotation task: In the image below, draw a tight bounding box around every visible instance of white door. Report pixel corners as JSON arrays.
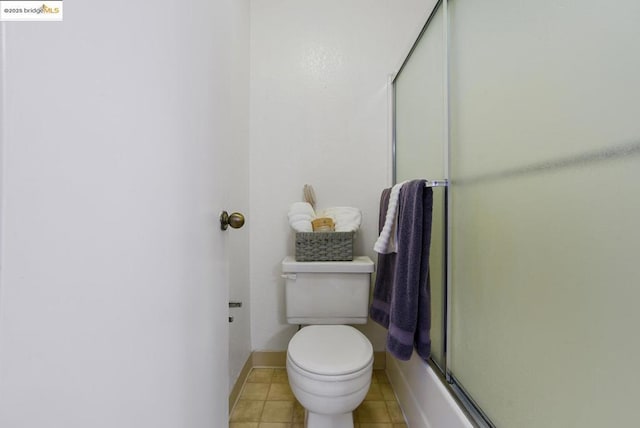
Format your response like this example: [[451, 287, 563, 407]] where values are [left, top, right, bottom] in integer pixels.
[[0, 1, 241, 427]]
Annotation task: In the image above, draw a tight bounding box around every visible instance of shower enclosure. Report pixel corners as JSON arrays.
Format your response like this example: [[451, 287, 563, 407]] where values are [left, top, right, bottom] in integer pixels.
[[392, 0, 640, 426]]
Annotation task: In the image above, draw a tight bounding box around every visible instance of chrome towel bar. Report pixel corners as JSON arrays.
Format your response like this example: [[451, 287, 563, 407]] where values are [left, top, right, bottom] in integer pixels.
[[425, 179, 449, 187]]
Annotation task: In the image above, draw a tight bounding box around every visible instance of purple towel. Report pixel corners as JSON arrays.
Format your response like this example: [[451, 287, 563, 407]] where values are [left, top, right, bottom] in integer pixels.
[[370, 180, 433, 361]]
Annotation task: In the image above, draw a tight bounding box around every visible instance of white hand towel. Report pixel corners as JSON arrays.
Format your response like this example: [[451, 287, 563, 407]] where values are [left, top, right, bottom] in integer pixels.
[[320, 207, 362, 232], [373, 181, 406, 254]]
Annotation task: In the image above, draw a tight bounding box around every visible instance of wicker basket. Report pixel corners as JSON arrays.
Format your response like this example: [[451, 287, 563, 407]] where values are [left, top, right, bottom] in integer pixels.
[[295, 232, 354, 261]]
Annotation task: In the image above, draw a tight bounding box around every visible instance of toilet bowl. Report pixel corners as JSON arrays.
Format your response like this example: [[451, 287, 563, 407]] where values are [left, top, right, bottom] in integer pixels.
[[286, 325, 373, 428]]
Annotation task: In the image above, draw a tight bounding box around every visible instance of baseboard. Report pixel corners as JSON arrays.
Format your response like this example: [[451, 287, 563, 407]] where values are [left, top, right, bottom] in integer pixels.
[[373, 351, 386, 370], [252, 351, 287, 367], [229, 354, 253, 412]]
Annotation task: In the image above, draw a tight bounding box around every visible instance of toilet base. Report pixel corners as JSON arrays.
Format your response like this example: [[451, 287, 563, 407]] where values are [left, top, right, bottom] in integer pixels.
[[306, 409, 353, 428]]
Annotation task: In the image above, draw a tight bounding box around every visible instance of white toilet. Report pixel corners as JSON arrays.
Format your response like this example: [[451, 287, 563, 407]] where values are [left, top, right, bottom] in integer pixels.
[[282, 256, 375, 428]]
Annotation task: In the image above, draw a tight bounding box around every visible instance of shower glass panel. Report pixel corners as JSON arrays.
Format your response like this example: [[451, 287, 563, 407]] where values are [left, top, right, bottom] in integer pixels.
[[449, 0, 640, 426], [394, 2, 445, 370]]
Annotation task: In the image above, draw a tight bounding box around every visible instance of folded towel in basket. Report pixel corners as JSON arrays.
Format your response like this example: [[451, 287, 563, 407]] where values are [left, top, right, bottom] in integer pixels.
[[319, 207, 362, 232]]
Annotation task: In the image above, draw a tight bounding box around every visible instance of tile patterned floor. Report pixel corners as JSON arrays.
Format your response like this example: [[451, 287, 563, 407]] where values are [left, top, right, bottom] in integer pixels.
[[230, 367, 408, 428]]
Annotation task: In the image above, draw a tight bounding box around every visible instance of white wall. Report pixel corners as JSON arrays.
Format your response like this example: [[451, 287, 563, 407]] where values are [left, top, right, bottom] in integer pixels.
[[249, 0, 430, 351]]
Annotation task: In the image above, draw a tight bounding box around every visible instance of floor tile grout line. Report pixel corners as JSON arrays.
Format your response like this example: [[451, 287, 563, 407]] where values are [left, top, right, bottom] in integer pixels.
[[231, 368, 407, 426]]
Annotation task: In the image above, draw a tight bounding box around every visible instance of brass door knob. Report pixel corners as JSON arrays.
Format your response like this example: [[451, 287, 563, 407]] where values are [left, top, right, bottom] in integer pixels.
[[220, 211, 245, 230]]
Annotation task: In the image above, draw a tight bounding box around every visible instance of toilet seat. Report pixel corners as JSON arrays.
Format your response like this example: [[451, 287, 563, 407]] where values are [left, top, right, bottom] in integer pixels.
[[287, 325, 373, 376]]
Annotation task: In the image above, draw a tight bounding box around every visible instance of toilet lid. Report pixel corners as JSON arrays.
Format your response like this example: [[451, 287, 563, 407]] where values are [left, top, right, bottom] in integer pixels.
[[288, 325, 373, 376]]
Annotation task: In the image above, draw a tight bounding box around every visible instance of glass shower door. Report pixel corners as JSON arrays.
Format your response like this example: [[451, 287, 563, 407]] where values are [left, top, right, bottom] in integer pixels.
[[448, 0, 640, 426]]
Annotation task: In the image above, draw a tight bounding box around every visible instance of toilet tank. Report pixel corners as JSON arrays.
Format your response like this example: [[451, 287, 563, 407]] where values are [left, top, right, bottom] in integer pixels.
[[282, 256, 374, 325]]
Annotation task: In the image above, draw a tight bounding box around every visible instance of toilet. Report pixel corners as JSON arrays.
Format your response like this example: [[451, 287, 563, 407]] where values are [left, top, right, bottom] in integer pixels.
[[282, 256, 375, 428]]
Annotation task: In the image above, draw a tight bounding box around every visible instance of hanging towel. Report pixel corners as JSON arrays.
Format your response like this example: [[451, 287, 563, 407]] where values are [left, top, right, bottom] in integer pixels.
[[373, 181, 406, 254], [369, 188, 396, 328], [369, 179, 433, 361]]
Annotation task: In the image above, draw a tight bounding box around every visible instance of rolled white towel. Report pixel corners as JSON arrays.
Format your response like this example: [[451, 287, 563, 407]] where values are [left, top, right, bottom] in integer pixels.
[[288, 202, 316, 232], [373, 181, 406, 254], [288, 213, 314, 223], [289, 202, 316, 217], [291, 219, 313, 232]]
